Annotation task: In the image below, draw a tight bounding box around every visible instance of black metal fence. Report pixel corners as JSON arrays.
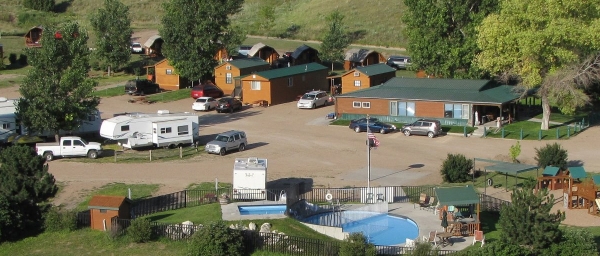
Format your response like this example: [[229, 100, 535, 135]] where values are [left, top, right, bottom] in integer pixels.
[[479, 193, 512, 211], [299, 186, 436, 204]]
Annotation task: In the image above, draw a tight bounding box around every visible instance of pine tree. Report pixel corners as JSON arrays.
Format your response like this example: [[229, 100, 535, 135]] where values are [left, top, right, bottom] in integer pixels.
[[319, 11, 350, 71]]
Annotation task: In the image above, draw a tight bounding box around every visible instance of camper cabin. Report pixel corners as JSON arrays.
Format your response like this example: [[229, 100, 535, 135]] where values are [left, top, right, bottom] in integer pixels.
[[99, 110, 200, 149], [25, 26, 44, 47], [144, 35, 163, 57], [233, 157, 268, 200], [248, 43, 280, 66], [343, 49, 386, 70]]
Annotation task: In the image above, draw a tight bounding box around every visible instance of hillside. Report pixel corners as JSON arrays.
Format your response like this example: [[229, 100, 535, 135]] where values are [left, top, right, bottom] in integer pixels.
[[0, 0, 408, 48]]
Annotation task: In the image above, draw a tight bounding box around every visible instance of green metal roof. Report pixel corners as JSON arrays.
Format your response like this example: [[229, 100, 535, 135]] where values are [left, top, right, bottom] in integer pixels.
[[486, 162, 538, 175], [251, 63, 327, 79], [435, 185, 480, 206], [542, 166, 561, 176], [218, 58, 269, 69], [337, 77, 521, 104], [593, 175, 600, 185], [347, 63, 396, 77], [569, 166, 587, 179]]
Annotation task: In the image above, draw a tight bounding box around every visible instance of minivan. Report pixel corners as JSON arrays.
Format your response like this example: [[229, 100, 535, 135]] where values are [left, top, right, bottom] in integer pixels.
[[297, 90, 329, 109], [190, 84, 224, 99], [401, 119, 442, 138]]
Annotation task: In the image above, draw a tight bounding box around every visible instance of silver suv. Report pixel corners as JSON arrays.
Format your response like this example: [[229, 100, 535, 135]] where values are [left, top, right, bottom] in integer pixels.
[[205, 130, 247, 156], [401, 119, 442, 138], [386, 56, 412, 70], [297, 90, 329, 109]]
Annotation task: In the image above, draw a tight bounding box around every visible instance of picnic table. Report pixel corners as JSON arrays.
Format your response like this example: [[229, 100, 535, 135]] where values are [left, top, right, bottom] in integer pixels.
[[437, 232, 453, 247]]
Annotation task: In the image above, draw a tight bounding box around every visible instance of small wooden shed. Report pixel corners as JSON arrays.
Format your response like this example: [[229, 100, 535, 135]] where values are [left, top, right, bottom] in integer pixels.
[[88, 195, 132, 231], [248, 43, 280, 65], [146, 58, 193, 91], [25, 26, 44, 47], [343, 49, 385, 70]]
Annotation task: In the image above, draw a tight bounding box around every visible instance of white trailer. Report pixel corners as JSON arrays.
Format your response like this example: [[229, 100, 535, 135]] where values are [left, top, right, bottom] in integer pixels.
[[99, 110, 200, 149], [233, 157, 268, 200], [0, 97, 102, 144]]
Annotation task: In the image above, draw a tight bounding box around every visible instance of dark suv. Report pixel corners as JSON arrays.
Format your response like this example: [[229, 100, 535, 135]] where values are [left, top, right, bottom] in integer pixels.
[[402, 119, 442, 138], [124, 79, 160, 95], [386, 56, 412, 70], [216, 97, 243, 113]]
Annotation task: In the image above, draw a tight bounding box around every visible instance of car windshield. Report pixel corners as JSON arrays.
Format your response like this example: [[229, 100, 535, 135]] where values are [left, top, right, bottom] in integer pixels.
[[79, 138, 89, 145], [132, 43, 141, 47], [302, 94, 316, 100], [219, 99, 230, 103], [196, 98, 207, 103], [215, 135, 229, 142]]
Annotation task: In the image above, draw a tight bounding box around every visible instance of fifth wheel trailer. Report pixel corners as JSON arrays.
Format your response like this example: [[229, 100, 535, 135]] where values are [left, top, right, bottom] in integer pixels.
[[99, 110, 200, 149], [233, 157, 267, 200]]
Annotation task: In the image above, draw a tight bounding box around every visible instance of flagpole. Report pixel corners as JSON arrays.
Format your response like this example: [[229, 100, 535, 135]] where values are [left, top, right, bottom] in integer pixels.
[[367, 115, 371, 199]]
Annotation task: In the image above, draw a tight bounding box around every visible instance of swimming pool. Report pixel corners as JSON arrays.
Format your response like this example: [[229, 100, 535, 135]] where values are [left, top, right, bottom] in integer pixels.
[[238, 205, 286, 215], [303, 211, 418, 246]]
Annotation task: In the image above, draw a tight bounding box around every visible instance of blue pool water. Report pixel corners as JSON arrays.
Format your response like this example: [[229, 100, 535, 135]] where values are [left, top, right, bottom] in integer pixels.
[[303, 211, 418, 246], [238, 205, 286, 215]]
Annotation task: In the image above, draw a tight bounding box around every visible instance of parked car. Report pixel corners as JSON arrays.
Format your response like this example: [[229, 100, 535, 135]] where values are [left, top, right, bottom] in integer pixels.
[[191, 84, 224, 99], [216, 97, 243, 113], [205, 130, 247, 156], [36, 136, 103, 161], [297, 90, 330, 109], [125, 79, 160, 95], [350, 117, 379, 125], [131, 42, 144, 54], [349, 121, 396, 134], [192, 97, 218, 111], [401, 119, 442, 138], [386, 56, 412, 70]]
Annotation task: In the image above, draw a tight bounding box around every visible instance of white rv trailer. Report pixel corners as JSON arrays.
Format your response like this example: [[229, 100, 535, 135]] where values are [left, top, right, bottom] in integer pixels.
[[0, 97, 102, 144], [232, 157, 268, 200], [99, 110, 200, 149]]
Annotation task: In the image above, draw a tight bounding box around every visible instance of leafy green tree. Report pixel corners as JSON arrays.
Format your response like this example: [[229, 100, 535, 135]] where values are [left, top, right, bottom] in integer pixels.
[[90, 0, 133, 76], [17, 22, 100, 142], [224, 25, 247, 58], [476, 0, 600, 129], [402, 0, 498, 78], [509, 141, 521, 163], [534, 143, 568, 169], [127, 217, 152, 243], [0, 145, 57, 241], [499, 179, 564, 254], [23, 0, 55, 12], [188, 221, 244, 256], [319, 11, 350, 71], [440, 153, 473, 183], [339, 232, 376, 256], [160, 0, 244, 82], [544, 228, 598, 256], [256, 4, 275, 33]]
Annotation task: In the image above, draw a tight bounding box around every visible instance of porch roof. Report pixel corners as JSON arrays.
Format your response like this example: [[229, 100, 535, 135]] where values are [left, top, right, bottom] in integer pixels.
[[434, 185, 480, 206], [569, 166, 587, 179]]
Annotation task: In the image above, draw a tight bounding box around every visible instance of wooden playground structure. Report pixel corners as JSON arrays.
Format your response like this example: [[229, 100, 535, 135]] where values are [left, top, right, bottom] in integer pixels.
[[537, 166, 600, 215]]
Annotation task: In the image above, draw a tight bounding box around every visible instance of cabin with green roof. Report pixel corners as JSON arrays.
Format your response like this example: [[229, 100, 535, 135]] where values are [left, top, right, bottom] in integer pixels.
[[335, 77, 521, 126], [240, 63, 328, 106], [341, 64, 396, 94], [214, 58, 270, 95]]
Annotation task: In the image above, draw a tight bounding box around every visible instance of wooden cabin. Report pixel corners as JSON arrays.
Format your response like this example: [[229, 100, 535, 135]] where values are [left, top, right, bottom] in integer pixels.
[[340, 63, 396, 94], [214, 58, 270, 96], [343, 49, 385, 70], [147, 59, 192, 91], [248, 43, 280, 66], [289, 44, 320, 66], [144, 35, 163, 57], [25, 26, 44, 47]]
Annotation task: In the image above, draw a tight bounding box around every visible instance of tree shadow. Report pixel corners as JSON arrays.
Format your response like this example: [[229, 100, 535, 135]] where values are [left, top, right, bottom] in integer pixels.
[[54, 0, 73, 14], [347, 30, 367, 43], [146, 213, 174, 222]]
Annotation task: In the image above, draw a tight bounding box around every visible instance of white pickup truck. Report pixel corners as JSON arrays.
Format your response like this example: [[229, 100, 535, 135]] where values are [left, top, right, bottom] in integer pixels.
[[36, 136, 103, 161]]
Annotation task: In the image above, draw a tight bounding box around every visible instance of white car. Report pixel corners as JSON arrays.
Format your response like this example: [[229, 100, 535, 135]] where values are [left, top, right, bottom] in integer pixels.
[[192, 97, 217, 111], [131, 42, 144, 54], [297, 90, 329, 109]]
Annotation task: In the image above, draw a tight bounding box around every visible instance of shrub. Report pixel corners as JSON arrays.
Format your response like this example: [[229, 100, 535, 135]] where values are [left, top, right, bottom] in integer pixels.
[[187, 221, 244, 256], [407, 242, 438, 255], [8, 53, 17, 65], [18, 54, 28, 66], [543, 228, 598, 256], [509, 141, 521, 163], [534, 142, 568, 169], [339, 233, 376, 256], [440, 153, 473, 183], [23, 0, 56, 12], [127, 218, 152, 243], [43, 207, 76, 232]]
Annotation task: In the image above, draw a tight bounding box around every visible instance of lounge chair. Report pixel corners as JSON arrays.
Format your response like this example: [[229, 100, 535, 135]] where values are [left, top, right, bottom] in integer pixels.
[[472, 230, 485, 247], [425, 197, 437, 212], [415, 193, 428, 209], [422, 230, 437, 246]]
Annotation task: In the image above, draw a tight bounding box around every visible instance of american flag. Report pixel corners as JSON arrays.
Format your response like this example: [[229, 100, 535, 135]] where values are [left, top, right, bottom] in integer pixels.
[[367, 129, 380, 148]]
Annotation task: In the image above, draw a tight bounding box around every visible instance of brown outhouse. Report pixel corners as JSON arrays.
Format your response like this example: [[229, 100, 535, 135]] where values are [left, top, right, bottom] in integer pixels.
[[25, 26, 44, 47], [214, 58, 270, 95], [289, 44, 320, 66], [88, 195, 132, 231], [146, 59, 192, 91], [341, 63, 396, 94], [240, 63, 328, 106], [343, 49, 386, 70], [248, 43, 280, 65]]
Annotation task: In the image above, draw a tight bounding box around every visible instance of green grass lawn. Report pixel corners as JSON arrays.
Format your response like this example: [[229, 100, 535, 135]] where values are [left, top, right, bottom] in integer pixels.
[[68, 144, 205, 164], [75, 183, 160, 211], [147, 88, 192, 103], [484, 120, 583, 140], [93, 86, 126, 97], [187, 182, 232, 190]]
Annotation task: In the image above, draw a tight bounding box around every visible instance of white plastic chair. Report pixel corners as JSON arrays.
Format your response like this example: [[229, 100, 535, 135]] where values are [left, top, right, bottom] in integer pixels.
[[472, 230, 485, 247]]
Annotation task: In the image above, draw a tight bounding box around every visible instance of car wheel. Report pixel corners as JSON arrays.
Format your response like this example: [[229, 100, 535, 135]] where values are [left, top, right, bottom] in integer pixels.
[[312, 104, 316, 109], [44, 152, 54, 161], [219, 148, 226, 156], [238, 144, 245, 152], [87, 150, 98, 159], [355, 127, 361, 133], [380, 129, 386, 134], [403, 130, 411, 136], [427, 132, 435, 138]]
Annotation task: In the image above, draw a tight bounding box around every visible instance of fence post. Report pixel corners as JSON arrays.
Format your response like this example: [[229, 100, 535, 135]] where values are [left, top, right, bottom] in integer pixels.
[[556, 127, 559, 139], [538, 130, 542, 141], [520, 128, 523, 140], [567, 126, 570, 138], [114, 150, 117, 163], [150, 150, 152, 161], [463, 126, 467, 137], [483, 127, 486, 138], [501, 128, 505, 138], [180, 146, 183, 158]]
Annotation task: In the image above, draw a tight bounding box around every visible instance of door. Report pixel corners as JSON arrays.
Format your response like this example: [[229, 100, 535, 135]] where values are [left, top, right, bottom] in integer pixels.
[[72, 140, 87, 155], [61, 139, 74, 156], [414, 121, 425, 135]]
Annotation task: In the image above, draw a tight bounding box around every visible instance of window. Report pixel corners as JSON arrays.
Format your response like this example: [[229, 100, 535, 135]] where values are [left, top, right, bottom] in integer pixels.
[[74, 140, 84, 146], [166, 69, 173, 75], [160, 127, 172, 134], [234, 134, 240, 140], [393, 101, 415, 116], [121, 125, 129, 131], [226, 73, 232, 84], [288, 77, 293, 87], [226, 65, 231, 70], [361, 102, 371, 108], [2, 123, 9, 129], [251, 81, 261, 90], [444, 104, 463, 118], [239, 132, 246, 138], [354, 80, 361, 87], [88, 115, 96, 121], [177, 125, 189, 135], [353, 101, 362, 108], [99, 209, 107, 213], [354, 72, 360, 77], [62, 140, 72, 146]]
